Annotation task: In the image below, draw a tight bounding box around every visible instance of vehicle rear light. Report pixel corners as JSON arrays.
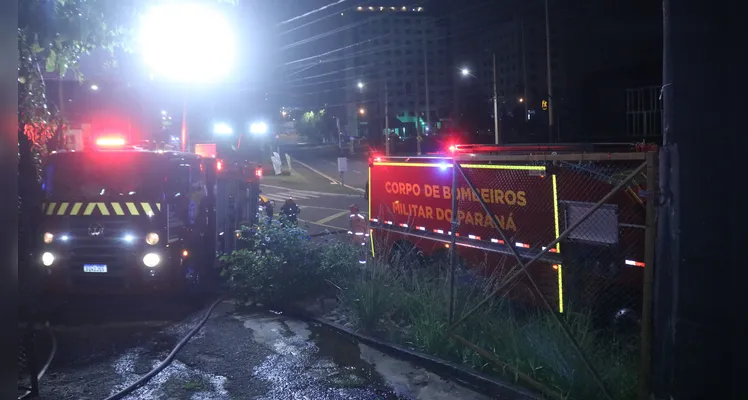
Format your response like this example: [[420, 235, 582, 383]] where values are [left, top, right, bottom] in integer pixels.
[[448, 145, 456, 153], [374, 157, 382, 162], [216, 160, 223, 171], [255, 168, 263, 178], [96, 137, 126, 147]]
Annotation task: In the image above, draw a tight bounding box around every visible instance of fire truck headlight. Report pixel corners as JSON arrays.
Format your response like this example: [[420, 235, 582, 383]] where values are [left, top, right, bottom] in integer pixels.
[[41, 252, 55, 267], [250, 122, 268, 135], [43, 232, 54, 244], [143, 253, 161, 267], [145, 232, 159, 245], [123, 234, 135, 243]]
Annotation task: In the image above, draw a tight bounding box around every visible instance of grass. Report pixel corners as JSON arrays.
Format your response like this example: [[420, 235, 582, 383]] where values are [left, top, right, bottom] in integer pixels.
[[341, 260, 639, 400]]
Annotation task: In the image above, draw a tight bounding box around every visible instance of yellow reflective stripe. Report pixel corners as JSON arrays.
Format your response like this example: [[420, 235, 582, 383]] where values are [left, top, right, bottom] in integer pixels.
[[70, 202, 83, 215], [125, 202, 139, 215], [110, 203, 125, 216], [56, 202, 69, 216], [141, 202, 154, 216], [156, 203, 161, 211], [83, 203, 97, 216], [372, 162, 546, 171], [46, 203, 56, 215], [97, 203, 110, 216]]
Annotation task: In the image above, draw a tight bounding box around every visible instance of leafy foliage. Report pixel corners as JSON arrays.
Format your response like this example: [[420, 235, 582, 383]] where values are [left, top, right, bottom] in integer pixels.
[[18, 0, 137, 158], [297, 109, 337, 144], [220, 222, 354, 307]]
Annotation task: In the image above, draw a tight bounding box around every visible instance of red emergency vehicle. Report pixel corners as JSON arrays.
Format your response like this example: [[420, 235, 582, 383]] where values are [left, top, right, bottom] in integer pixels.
[[368, 143, 653, 322], [38, 136, 262, 296]]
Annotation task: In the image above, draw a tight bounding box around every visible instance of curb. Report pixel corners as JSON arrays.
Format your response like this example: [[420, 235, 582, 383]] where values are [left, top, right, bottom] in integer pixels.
[[289, 310, 542, 400]]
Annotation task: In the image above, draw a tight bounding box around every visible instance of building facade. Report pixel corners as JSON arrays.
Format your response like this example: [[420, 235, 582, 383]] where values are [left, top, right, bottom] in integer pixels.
[[341, 4, 452, 139]]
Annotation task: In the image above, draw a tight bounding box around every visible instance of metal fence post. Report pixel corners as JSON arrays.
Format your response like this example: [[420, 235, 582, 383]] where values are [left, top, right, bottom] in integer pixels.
[[639, 150, 658, 400], [448, 158, 459, 324]]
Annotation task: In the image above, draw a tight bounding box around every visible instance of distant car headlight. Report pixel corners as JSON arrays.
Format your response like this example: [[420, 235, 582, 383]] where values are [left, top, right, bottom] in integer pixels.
[[143, 253, 160, 267], [41, 252, 55, 266], [146, 232, 159, 245], [43, 232, 54, 244]]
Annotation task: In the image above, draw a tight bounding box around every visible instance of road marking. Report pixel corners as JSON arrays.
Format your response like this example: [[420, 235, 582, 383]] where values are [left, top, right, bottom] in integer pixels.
[[293, 160, 365, 193], [315, 210, 350, 225], [261, 184, 362, 198], [301, 205, 364, 212], [295, 159, 338, 183], [301, 219, 345, 231]]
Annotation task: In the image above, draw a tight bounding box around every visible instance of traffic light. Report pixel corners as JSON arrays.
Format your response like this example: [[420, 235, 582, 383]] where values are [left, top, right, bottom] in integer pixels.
[[541, 100, 548, 111]]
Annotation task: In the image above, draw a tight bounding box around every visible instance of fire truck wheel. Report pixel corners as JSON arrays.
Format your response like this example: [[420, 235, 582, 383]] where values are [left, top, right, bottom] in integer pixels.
[[389, 240, 425, 269], [183, 254, 207, 299], [592, 285, 642, 332]]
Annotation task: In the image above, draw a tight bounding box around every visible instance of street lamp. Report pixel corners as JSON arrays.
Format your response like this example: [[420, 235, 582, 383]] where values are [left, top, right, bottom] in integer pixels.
[[213, 122, 233, 135], [357, 81, 364, 89], [459, 57, 500, 144], [359, 108, 365, 115], [90, 84, 99, 91], [139, 2, 236, 151]]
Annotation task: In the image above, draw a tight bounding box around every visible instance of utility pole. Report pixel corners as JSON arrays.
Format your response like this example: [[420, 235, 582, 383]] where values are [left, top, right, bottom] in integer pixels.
[[520, 19, 529, 126], [544, 0, 554, 142], [181, 97, 187, 152], [384, 81, 390, 156], [423, 36, 431, 138], [492, 52, 500, 145], [415, 74, 422, 155]]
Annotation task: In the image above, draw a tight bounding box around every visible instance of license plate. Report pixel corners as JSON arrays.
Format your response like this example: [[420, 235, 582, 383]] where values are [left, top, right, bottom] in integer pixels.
[[83, 264, 107, 273]]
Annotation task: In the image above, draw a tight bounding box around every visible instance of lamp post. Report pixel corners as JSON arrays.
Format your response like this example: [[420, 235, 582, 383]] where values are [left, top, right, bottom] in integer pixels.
[[460, 62, 501, 144], [139, 2, 236, 152]]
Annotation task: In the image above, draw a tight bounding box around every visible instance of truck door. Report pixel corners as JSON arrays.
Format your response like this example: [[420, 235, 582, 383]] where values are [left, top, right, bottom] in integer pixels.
[[165, 161, 191, 247]]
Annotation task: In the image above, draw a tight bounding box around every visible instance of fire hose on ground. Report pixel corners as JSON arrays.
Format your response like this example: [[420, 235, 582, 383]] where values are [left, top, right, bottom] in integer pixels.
[[19, 296, 226, 400]]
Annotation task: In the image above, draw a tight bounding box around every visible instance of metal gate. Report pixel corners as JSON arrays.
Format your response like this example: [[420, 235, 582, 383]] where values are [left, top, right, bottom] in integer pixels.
[[439, 150, 658, 400]]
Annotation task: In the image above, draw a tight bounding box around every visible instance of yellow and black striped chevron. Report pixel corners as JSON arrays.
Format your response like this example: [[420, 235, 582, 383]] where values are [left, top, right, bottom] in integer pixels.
[[41, 201, 162, 217]]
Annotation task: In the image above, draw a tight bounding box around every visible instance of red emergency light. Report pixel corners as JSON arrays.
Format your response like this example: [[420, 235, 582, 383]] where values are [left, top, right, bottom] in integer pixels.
[[448, 145, 457, 153], [96, 136, 126, 147], [255, 167, 263, 178], [216, 159, 224, 171]]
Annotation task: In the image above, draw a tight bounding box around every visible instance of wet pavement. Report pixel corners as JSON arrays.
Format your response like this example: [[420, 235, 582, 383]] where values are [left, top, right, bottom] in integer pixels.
[[34, 298, 491, 400]]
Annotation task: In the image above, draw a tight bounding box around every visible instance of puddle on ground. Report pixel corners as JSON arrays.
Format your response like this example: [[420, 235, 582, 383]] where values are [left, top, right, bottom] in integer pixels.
[[238, 312, 404, 400], [307, 322, 402, 399]]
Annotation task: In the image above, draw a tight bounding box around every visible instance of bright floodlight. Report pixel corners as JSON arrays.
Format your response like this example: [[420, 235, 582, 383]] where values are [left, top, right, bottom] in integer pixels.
[[139, 2, 236, 83], [250, 122, 268, 135], [90, 84, 99, 90], [460, 68, 470, 76], [214, 122, 233, 135], [357, 81, 364, 89]]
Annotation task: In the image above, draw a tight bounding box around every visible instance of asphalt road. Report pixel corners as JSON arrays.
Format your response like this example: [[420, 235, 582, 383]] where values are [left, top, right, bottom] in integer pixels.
[[259, 155, 370, 235], [32, 297, 489, 400]]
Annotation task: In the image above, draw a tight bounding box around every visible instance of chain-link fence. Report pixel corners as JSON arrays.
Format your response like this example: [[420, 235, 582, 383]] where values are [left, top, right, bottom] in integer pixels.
[[442, 151, 656, 400]]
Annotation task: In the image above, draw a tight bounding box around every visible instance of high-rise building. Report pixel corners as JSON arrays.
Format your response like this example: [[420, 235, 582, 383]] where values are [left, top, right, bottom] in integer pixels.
[[340, 4, 452, 140], [447, 0, 661, 143]]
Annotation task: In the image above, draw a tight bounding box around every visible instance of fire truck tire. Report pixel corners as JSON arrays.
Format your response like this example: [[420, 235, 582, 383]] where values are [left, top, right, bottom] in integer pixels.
[[389, 240, 425, 268], [592, 285, 642, 331]]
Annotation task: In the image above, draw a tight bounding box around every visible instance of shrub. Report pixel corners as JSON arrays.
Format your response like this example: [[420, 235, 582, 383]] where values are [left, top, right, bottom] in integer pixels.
[[221, 222, 323, 307], [341, 256, 639, 400]]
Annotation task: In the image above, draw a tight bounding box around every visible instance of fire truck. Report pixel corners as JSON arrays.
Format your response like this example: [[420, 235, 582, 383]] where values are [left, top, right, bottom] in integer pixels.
[[368, 143, 653, 323], [37, 136, 261, 295]]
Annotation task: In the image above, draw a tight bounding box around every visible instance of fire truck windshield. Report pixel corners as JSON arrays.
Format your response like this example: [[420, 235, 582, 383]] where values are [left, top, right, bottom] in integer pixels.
[[43, 152, 165, 201]]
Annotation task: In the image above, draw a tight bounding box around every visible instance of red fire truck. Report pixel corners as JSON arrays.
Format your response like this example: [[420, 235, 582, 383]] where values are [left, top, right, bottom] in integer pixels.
[[38, 136, 261, 296], [368, 143, 653, 323]]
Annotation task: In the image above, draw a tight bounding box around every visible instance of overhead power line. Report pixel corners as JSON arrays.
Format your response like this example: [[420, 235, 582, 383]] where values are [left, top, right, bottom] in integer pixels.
[[277, 0, 349, 26]]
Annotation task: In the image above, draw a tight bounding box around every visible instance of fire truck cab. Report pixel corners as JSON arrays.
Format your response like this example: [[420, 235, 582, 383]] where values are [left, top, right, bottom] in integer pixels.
[[38, 137, 261, 295]]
